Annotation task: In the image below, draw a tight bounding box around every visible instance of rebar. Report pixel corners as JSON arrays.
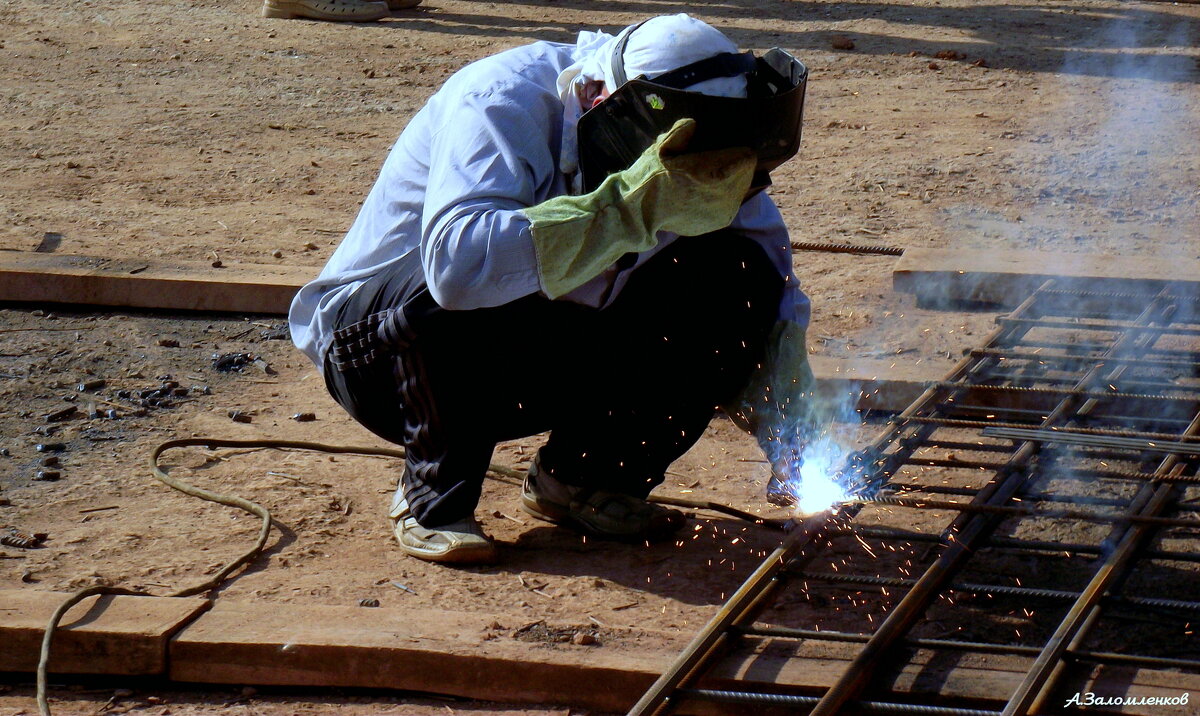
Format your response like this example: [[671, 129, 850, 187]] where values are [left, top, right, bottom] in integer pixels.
[[928, 380, 1200, 405], [899, 457, 1200, 486], [857, 492, 1200, 530], [891, 482, 1200, 513], [997, 316, 1200, 337], [982, 426, 1200, 456], [790, 240, 906, 256], [835, 525, 1200, 564], [905, 415, 1200, 444], [969, 347, 1200, 372], [788, 570, 1200, 612], [732, 626, 1200, 672], [1035, 287, 1200, 303], [677, 689, 1003, 715]]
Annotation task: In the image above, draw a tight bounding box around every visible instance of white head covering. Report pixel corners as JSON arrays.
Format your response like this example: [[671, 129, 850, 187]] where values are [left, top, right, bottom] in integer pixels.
[[556, 14, 748, 183]]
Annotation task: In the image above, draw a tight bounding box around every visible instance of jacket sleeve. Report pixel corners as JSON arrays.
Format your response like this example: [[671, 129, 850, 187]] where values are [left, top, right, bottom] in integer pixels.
[[729, 192, 810, 327], [418, 89, 558, 310]]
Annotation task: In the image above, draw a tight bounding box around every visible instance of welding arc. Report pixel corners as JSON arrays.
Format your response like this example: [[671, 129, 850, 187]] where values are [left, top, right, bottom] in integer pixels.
[[36, 437, 779, 716]]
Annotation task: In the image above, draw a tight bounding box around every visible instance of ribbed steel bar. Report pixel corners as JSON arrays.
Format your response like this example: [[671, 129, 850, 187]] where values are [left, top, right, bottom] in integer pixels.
[[969, 347, 1200, 372], [837, 525, 1200, 564], [904, 457, 1200, 487], [675, 689, 1001, 715], [891, 482, 1200, 513], [1035, 287, 1200, 303], [982, 426, 1200, 456], [789, 570, 1200, 612], [1064, 650, 1200, 671], [926, 381, 1200, 405], [997, 316, 1200, 337], [972, 374, 1200, 398], [732, 626, 1200, 671], [906, 415, 1200, 444], [807, 286, 1182, 716], [791, 240, 906, 256], [676, 690, 1003, 710], [1011, 338, 1200, 361], [944, 404, 1199, 434], [856, 493, 1200, 530], [913, 440, 1014, 453], [736, 625, 1044, 656]]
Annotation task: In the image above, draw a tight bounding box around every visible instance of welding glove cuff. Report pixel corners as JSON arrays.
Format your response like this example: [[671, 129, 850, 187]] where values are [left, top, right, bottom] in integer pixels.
[[725, 318, 818, 446], [524, 118, 756, 299]]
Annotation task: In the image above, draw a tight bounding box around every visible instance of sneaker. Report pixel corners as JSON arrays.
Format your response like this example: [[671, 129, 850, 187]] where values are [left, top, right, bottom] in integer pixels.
[[521, 456, 686, 542], [261, 0, 390, 21], [389, 495, 497, 564]]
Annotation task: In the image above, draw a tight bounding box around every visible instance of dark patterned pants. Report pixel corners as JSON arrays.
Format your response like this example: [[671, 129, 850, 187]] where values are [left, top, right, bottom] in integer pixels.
[[323, 232, 783, 528]]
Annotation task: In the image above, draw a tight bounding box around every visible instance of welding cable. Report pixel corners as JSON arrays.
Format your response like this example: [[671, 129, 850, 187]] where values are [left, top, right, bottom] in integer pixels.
[[37, 436, 783, 715]]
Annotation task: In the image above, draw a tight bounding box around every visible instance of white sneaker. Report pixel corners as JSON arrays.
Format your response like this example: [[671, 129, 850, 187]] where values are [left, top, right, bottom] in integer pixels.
[[389, 495, 497, 564]]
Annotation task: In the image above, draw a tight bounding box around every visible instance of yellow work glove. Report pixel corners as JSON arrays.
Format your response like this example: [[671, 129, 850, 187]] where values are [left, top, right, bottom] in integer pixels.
[[524, 118, 756, 299]]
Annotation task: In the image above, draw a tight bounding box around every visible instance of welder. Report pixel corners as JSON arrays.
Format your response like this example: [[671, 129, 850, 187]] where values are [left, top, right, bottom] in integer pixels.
[[289, 14, 816, 564]]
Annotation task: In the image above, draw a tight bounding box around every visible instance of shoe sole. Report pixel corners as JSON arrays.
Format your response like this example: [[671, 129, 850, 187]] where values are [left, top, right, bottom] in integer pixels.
[[400, 541, 498, 564], [261, 0, 389, 21], [521, 493, 685, 544], [392, 523, 498, 564]]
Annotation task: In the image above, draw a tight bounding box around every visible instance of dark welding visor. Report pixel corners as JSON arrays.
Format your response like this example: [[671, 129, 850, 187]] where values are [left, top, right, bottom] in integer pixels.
[[577, 48, 808, 194]]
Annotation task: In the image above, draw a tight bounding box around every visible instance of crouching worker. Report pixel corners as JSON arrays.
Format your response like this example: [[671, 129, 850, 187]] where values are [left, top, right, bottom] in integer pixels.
[[288, 14, 814, 564]]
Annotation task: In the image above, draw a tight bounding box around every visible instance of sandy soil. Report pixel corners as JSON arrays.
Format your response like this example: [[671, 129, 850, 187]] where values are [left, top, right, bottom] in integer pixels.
[[2, 0, 1199, 713]]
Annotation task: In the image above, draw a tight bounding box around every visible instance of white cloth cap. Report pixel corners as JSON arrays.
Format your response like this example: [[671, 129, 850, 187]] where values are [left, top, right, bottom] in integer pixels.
[[557, 14, 747, 181]]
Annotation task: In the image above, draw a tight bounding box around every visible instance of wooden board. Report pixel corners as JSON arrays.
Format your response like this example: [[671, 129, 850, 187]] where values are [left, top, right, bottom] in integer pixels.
[[2, 592, 1192, 713], [809, 355, 942, 413], [0, 252, 315, 314], [0, 589, 210, 675], [892, 248, 1200, 307], [168, 600, 1200, 714], [168, 601, 672, 713]]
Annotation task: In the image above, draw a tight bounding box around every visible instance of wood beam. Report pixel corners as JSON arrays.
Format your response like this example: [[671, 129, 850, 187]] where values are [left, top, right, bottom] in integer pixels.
[[893, 248, 1200, 308], [0, 589, 210, 675], [0, 252, 314, 314]]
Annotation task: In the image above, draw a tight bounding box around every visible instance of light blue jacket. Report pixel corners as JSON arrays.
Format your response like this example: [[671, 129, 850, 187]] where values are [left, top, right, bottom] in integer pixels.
[[289, 37, 808, 371]]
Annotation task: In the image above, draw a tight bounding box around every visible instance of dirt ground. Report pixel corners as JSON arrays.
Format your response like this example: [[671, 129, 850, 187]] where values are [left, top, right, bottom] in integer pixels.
[[2, 0, 1199, 713]]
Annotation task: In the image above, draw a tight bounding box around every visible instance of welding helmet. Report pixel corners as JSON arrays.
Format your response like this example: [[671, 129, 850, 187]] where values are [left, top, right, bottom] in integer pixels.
[[577, 25, 808, 194]]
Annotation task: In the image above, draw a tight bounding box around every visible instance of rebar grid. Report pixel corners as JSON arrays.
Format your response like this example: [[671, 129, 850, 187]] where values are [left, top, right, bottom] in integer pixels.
[[631, 281, 1200, 715]]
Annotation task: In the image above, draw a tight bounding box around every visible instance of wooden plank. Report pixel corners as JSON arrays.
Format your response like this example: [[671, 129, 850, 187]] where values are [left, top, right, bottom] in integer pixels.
[[0, 252, 315, 314], [168, 600, 1200, 714], [892, 248, 1200, 307], [0, 589, 210, 675], [169, 601, 672, 713], [809, 355, 941, 413]]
